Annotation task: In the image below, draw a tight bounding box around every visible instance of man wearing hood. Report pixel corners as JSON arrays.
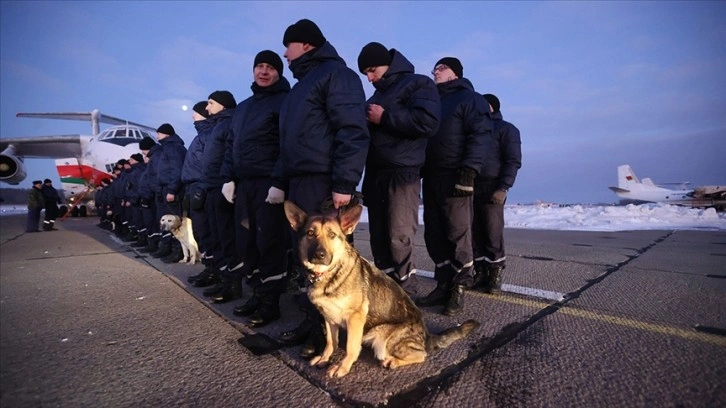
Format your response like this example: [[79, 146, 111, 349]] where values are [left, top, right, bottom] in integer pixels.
[[471, 93, 522, 293], [272, 19, 369, 358], [416, 57, 492, 316], [356, 41, 440, 297], [184, 102, 216, 285], [220, 50, 291, 327], [198, 90, 242, 304]]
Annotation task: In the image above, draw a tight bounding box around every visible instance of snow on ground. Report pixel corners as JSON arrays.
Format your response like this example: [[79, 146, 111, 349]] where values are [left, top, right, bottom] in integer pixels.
[[3, 202, 725, 231]]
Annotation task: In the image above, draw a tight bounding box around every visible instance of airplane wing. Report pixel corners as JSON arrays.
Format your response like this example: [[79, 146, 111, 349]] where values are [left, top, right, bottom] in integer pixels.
[[0, 135, 87, 158], [17, 112, 158, 134]]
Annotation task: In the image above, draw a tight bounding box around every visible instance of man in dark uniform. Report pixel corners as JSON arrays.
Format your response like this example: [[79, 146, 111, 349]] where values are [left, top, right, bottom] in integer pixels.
[[198, 91, 240, 303], [124, 153, 146, 244], [416, 57, 492, 316], [472, 93, 522, 293], [41, 178, 61, 231], [356, 42, 440, 296], [26, 180, 44, 232], [137, 137, 160, 253], [183, 102, 215, 282], [272, 19, 369, 357], [221, 50, 291, 327], [149, 124, 187, 259]]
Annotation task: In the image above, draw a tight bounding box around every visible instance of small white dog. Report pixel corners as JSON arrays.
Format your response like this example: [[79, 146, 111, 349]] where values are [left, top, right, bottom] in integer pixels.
[[159, 214, 200, 264]]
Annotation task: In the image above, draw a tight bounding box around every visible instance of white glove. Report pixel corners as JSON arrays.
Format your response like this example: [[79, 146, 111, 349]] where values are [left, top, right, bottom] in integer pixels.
[[265, 186, 285, 204], [222, 181, 236, 203]]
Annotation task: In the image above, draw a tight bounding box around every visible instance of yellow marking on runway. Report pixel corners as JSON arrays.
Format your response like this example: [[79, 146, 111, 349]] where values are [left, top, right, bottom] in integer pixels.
[[484, 294, 726, 347]]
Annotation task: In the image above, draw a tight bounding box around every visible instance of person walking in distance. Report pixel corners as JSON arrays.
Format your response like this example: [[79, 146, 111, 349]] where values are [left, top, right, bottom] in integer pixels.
[[40, 178, 61, 231]]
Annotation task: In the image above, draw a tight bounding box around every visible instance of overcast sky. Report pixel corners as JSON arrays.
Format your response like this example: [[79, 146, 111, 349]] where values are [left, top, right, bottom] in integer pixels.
[[1, 1, 725, 204]]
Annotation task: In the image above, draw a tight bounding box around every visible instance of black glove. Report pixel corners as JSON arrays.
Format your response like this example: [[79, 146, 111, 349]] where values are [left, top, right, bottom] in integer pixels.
[[140, 198, 150, 208], [453, 167, 477, 197], [190, 186, 206, 211]]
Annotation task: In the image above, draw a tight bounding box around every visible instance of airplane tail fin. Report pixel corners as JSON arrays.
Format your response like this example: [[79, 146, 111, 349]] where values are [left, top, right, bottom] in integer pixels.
[[16, 110, 156, 136], [617, 165, 641, 191]]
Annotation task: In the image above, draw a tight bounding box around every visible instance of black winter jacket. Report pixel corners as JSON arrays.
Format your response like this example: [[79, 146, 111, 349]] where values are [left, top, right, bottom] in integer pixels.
[[200, 109, 234, 190], [365, 50, 440, 171], [155, 134, 187, 196], [477, 111, 522, 191], [181, 119, 214, 184], [125, 162, 146, 204], [222, 77, 290, 182], [141, 144, 160, 197], [41, 184, 61, 204], [273, 42, 369, 194], [423, 78, 491, 176]]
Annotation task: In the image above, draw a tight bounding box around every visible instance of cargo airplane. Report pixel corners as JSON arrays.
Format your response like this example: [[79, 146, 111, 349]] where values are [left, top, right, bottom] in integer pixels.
[[0, 110, 157, 216], [609, 164, 726, 210]]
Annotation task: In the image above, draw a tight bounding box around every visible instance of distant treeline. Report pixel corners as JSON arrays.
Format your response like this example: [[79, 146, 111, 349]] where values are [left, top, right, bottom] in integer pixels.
[[0, 187, 66, 204]]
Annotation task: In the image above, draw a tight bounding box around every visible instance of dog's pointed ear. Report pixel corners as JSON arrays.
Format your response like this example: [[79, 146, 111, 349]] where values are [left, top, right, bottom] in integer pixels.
[[338, 204, 363, 236], [284, 200, 308, 232]]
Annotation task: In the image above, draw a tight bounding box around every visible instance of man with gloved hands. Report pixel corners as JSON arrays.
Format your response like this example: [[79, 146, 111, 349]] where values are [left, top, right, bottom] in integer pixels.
[[416, 57, 492, 316], [220, 50, 291, 327], [471, 93, 521, 293]]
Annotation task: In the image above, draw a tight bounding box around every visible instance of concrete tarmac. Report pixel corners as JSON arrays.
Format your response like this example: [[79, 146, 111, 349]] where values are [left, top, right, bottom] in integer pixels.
[[1, 214, 724, 407]]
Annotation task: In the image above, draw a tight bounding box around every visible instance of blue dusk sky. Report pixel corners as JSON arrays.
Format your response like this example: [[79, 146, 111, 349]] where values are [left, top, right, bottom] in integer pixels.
[[1, 1, 725, 204]]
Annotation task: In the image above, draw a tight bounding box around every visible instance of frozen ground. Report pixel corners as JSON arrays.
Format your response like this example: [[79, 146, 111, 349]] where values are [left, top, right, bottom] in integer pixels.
[[3, 202, 724, 231]]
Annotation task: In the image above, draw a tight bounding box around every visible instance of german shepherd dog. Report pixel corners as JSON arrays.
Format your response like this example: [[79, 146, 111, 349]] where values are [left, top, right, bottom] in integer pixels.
[[284, 201, 479, 378]]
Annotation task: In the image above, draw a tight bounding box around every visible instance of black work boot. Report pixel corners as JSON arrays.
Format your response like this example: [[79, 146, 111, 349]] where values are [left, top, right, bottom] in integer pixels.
[[471, 262, 490, 289], [300, 319, 326, 359], [416, 281, 452, 307], [233, 295, 261, 317], [192, 267, 219, 288], [188, 265, 212, 283], [161, 240, 184, 263], [130, 231, 148, 248], [122, 227, 138, 242], [443, 284, 465, 316], [484, 263, 506, 294], [210, 277, 242, 303], [138, 235, 159, 253], [279, 315, 314, 346], [203, 273, 227, 296], [150, 237, 172, 258], [248, 294, 281, 327]]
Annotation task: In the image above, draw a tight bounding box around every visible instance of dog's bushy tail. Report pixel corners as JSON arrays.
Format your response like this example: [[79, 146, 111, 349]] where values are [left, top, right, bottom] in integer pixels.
[[426, 319, 480, 352]]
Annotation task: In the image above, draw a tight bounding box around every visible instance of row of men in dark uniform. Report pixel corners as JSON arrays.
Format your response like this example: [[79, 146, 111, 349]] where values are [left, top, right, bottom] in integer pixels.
[[93, 18, 522, 359], [94, 126, 188, 265]]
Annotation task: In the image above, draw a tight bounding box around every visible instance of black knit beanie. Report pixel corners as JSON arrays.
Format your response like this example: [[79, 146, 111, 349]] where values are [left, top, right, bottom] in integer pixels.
[[483, 93, 501, 113], [254, 50, 284, 76], [208, 90, 237, 109], [193, 101, 209, 118], [139, 136, 157, 150], [156, 123, 175, 136], [282, 19, 326, 47], [130, 153, 144, 163], [357, 42, 392, 74], [435, 57, 463, 79]]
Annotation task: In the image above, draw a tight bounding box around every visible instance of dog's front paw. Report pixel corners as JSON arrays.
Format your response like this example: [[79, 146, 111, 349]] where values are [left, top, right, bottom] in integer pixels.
[[309, 355, 329, 367], [326, 362, 350, 378]]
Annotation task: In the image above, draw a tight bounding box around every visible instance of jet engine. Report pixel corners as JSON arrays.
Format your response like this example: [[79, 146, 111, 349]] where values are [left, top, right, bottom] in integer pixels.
[[0, 145, 27, 184]]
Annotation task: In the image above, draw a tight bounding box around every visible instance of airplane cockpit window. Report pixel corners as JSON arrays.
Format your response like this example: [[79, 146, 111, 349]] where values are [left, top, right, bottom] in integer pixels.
[[99, 127, 148, 147]]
